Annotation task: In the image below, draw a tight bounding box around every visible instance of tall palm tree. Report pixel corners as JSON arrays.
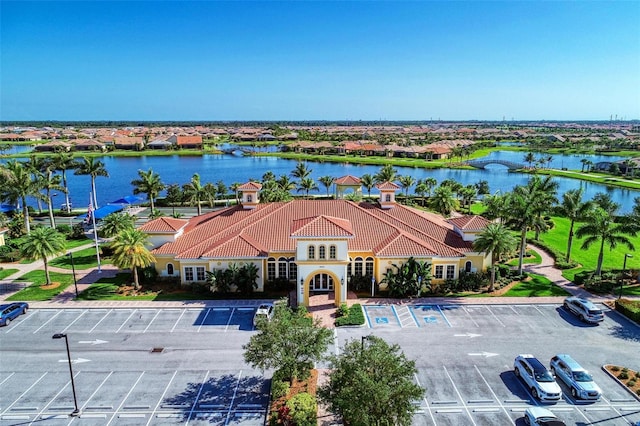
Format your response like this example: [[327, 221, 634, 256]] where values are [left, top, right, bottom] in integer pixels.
[[414, 179, 428, 206], [460, 185, 477, 213], [397, 175, 415, 197], [576, 207, 636, 276], [474, 180, 490, 197], [131, 168, 165, 216], [183, 173, 210, 216], [230, 182, 242, 204], [318, 175, 334, 197], [360, 174, 375, 198], [429, 185, 458, 217], [277, 175, 297, 192], [524, 152, 536, 169], [52, 152, 78, 213], [20, 227, 66, 286], [423, 177, 437, 198], [26, 155, 48, 214], [74, 156, 109, 209], [473, 223, 517, 292], [291, 161, 312, 180], [530, 175, 559, 240], [1, 161, 42, 234], [297, 177, 318, 198], [374, 164, 397, 183], [41, 170, 66, 228], [556, 188, 594, 263], [110, 228, 155, 290], [203, 182, 218, 208], [100, 212, 135, 238]]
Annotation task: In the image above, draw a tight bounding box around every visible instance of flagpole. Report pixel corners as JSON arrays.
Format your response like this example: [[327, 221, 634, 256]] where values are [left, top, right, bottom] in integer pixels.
[[90, 192, 101, 273]]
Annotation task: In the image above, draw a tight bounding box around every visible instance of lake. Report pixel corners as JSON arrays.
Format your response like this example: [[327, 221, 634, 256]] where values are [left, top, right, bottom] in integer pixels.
[[2, 151, 637, 213]]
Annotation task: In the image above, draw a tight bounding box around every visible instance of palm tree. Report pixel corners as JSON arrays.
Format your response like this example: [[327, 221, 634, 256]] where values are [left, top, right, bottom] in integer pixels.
[[20, 227, 66, 286], [131, 168, 165, 216], [397, 175, 415, 197], [110, 228, 155, 290], [291, 161, 312, 180], [580, 158, 589, 172], [297, 177, 318, 198], [41, 170, 66, 228], [473, 223, 517, 292], [474, 180, 490, 197], [460, 185, 477, 213], [423, 177, 437, 198], [374, 164, 397, 183], [414, 179, 428, 206], [530, 175, 559, 239], [100, 212, 135, 237], [230, 182, 242, 204], [576, 207, 636, 276], [429, 185, 458, 217], [360, 174, 375, 198], [318, 175, 334, 197], [52, 152, 78, 213], [277, 175, 297, 192], [183, 173, 210, 216], [524, 152, 536, 169], [556, 188, 594, 263], [74, 156, 109, 209], [26, 155, 48, 214], [1, 161, 42, 234]]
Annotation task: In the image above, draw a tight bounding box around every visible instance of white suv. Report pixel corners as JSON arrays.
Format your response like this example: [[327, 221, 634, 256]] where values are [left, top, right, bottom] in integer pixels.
[[514, 354, 562, 401], [563, 297, 604, 323], [252, 303, 274, 327], [550, 354, 602, 400]]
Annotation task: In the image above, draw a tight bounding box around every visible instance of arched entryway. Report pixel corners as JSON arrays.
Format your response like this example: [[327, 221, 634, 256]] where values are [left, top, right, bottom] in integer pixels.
[[310, 273, 334, 291], [301, 270, 343, 307]]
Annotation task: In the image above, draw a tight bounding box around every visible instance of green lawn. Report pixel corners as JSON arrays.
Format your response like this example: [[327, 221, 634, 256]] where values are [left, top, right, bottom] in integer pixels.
[[6, 271, 74, 301], [77, 274, 157, 301], [501, 274, 570, 297], [65, 238, 93, 249], [507, 249, 542, 266], [531, 216, 640, 281], [0, 269, 19, 279], [49, 247, 111, 270]]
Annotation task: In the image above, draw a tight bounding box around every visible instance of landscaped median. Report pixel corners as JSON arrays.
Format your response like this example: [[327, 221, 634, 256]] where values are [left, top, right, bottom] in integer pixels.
[[603, 364, 640, 401], [334, 303, 365, 327], [614, 298, 640, 323]]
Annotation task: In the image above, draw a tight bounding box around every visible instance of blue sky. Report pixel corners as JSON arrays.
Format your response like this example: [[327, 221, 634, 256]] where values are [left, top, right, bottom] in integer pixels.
[[1, 1, 639, 121]]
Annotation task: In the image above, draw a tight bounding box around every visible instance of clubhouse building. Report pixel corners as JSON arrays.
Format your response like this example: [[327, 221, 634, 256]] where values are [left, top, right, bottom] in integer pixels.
[[139, 178, 492, 306]]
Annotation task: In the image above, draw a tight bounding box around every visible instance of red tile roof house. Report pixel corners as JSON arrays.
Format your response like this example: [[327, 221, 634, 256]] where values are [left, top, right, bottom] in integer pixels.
[[139, 182, 492, 307], [167, 135, 203, 149]]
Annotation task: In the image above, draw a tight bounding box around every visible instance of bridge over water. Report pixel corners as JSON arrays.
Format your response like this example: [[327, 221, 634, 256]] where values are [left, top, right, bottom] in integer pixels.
[[466, 159, 525, 171]]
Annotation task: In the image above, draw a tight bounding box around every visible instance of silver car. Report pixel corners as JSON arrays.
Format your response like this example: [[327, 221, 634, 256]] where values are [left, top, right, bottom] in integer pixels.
[[514, 354, 562, 401], [524, 407, 566, 426], [550, 354, 602, 400], [563, 297, 604, 323]]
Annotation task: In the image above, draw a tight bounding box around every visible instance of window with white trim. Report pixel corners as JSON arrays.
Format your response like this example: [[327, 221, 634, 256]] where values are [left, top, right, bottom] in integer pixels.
[[465, 261, 472, 273], [329, 245, 337, 259], [278, 257, 288, 278], [267, 257, 276, 281], [319, 245, 326, 259], [385, 194, 391, 202], [167, 263, 174, 275], [365, 257, 374, 276], [196, 267, 206, 281], [354, 257, 363, 276], [288, 260, 297, 281], [308, 245, 315, 260], [434, 265, 443, 279], [446, 265, 455, 280], [184, 267, 194, 281]]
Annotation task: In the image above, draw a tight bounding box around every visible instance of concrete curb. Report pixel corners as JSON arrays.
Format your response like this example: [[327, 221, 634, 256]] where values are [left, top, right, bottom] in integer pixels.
[[601, 364, 640, 403]]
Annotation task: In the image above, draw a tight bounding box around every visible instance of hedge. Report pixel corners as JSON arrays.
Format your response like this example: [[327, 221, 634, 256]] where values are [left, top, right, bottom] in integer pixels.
[[335, 303, 365, 326], [615, 299, 640, 323], [529, 239, 578, 269]]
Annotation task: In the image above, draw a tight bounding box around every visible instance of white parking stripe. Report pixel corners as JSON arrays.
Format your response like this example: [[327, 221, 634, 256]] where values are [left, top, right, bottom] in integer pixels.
[[88, 309, 113, 333], [473, 365, 515, 425], [224, 371, 243, 426], [484, 306, 505, 327], [0, 372, 15, 387], [197, 309, 212, 332], [462, 306, 480, 328], [32, 311, 63, 334], [105, 371, 145, 426], [61, 310, 88, 333], [414, 373, 437, 425], [143, 310, 162, 333], [225, 308, 235, 332], [71, 371, 113, 425], [442, 366, 477, 426], [31, 372, 81, 426], [170, 309, 187, 333], [0, 372, 47, 416], [115, 310, 137, 333], [146, 370, 178, 426], [185, 370, 210, 425]]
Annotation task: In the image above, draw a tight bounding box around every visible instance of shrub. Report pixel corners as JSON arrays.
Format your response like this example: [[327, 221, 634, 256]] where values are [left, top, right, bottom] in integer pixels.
[[285, 392, 317, 426], [615, 299, 640, 323], [336, 303, 349, 318], [627, 380, 636, 388], [618, 372, 629, 380], [612, 366, 620, 372], [335, 304, 365, 327], [637, 389, 640, 396], [55, 224, 72, 236], [271, 379, 290, 400]]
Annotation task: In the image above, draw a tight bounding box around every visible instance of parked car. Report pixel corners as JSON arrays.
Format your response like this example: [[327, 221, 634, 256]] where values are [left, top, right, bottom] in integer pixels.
[[514, 354, 562, 401], [253, 303, 274, 327], [550, 354, 602, 400], [0, 302, 29, 326], [563, 297, 604, 323], [523, 407, 566, 425]]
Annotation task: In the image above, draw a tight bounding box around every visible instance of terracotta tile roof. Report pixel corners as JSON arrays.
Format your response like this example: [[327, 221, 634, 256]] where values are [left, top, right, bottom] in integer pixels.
[[448, 215, 492, 231], [376, 181, 400, 190], [291, 215, 355, 238], [238, 181, 262, 190], [148, 200, 484, 259], [139, 217, 188, 232], [334, 175, 360, 185]]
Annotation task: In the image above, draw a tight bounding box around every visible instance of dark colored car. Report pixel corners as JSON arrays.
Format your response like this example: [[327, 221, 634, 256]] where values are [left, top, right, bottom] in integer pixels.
[[0, 302, 29, 326]]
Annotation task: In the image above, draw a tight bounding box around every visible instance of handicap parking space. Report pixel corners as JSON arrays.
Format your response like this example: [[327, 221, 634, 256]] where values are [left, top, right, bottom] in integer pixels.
[[363, 305, 402, 328], [409, 305, 451, 328]]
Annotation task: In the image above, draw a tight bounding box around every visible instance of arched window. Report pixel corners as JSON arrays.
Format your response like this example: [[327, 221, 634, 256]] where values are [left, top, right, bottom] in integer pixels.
[[167, 263, 174, 275], [278, 257, 288, 279], [319, 245, 326, 259], [347, 258, 352, 277], [465, 261, 472, 273], [354, 257, 363, 276], [308, 245, 315, 260], [267, 257, 276, 281], [288, 258, 297, 281], [385, 194, 391, 202], [365, 257, 374, 276], [329, 245, 337, 259]]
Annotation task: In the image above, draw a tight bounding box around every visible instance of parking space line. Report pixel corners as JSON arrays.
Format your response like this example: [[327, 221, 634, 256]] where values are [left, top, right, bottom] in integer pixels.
[[462, 306, 480, 328], [31, 372, 82, 425], [185, 370, 210, 425], [390, 306, 403, 328], [88, 309, 114, 333], [0, 372, 47, 416], [225, 308, 235, 332], [224, 371, 242, 426], [473, 365, 515, 425], [170, 309, 187, 333], [442, 366, 477, 426], [73, 371, 113, 424], [61, 310, 88, 333], [32, 311, 63, 334], [115, 310, 137, 333], [414, 373, 436, 425], [0, 372, 15, 387], [105, 371, 145, 426], [484, 306, 505, 327], [597, 396, 630, 424], [143, 310, 162, 333], [146, 370, 178, 426], [4, 310, 37, 334], [197, 309, 212, 332], [436, 305, 452, 327]]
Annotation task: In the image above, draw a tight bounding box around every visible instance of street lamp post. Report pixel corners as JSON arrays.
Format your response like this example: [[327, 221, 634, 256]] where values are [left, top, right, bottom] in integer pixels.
[[620, 254, 633, 299], [52, 333, 80, 416], [68, 252, 78, 298]]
